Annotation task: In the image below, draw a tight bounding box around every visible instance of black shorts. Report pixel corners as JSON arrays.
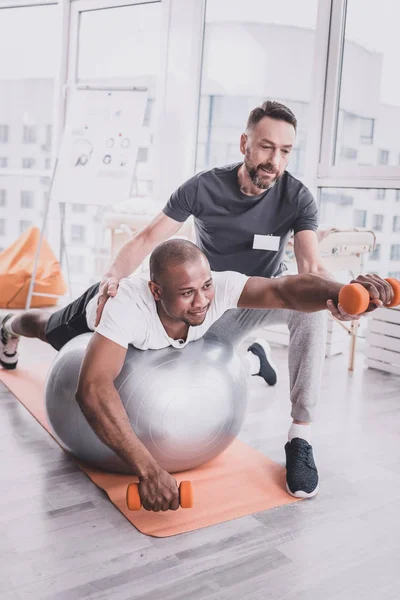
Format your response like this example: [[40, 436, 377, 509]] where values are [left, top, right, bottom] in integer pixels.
[[45, 282, 100, 351]]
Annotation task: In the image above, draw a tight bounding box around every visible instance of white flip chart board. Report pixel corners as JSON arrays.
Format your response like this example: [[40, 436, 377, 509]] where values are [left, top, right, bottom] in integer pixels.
[[51, 88, 148, 206]]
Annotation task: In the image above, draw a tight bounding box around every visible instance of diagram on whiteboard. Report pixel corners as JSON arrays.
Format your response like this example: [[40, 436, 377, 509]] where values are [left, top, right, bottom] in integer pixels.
[[70, 139, 93, 167], [51, 89, 148, 206]]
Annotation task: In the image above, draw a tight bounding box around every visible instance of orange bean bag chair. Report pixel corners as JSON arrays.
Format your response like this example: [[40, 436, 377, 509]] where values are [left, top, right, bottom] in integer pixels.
[[0, 226, 67, 309]]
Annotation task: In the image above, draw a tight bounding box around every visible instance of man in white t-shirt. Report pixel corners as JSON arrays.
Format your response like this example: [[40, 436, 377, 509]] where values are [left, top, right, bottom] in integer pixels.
[[0, 239, 392, 510]]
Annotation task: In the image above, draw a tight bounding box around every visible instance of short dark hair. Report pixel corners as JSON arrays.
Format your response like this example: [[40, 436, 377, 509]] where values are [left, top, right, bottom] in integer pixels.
[[246, 100, 297, 132], [150, 239, 205, 284]]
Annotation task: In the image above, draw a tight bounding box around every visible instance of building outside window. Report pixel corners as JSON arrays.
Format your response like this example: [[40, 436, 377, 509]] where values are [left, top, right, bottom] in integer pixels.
[[23, 125, 37, 144], [376, 189, 386, 200], [0, 158, 8, 168], [340, 146, 358, 160], [390, 245, 400, 261], [353, 209, 367, 227], [359, 117, 374, 144], [196, 0, 319, 178], [20, 220, 33, 234], [70, 224, 86, 244], [69, 254, 86, 274], [0, 189, 6, 207], [22, 157, 36, 169], [334, 0, 400, 172], [72, 203, 87, 213], [370, 244, 381, 260], [393, 216, 400, 232], [378, 149, 389, 165], [372, 214, 384, 231], [20, 190, 34, 209], [0, 218, 5, 235], [0, 125, 9, 143]]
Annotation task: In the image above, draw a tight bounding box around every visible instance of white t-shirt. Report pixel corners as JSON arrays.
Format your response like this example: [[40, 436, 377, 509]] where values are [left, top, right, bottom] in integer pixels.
[[85, 270, 249, 350]]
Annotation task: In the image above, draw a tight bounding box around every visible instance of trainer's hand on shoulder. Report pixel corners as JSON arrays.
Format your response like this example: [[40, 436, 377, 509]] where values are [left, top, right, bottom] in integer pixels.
[[327, 274, 392, 321], [138, 466, 180, 512], [95, 275, 120, 327]]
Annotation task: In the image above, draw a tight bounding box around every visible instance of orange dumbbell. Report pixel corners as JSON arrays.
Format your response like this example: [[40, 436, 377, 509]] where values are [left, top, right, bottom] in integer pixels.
[[126, 480, 194, 511], [338, 278, 400, 315]]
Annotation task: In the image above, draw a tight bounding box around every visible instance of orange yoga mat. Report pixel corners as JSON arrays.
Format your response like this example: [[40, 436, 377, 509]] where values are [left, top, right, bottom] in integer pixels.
[[0, 364, 299, 537]]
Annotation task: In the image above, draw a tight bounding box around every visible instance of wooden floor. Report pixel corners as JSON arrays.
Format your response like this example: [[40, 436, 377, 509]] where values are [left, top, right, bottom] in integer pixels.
[[1, 336, 400, 600]]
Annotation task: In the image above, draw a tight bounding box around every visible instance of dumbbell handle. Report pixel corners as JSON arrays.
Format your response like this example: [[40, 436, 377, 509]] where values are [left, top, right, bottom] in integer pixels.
[[339, 278, 400, 315], [126, 480, 194, 511]]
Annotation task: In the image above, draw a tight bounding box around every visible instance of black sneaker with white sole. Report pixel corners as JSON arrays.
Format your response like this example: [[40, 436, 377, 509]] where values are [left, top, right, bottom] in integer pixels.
[[285, 437, 319, 498], [0, 314, 19, 370], [247, 340, 277, 386]]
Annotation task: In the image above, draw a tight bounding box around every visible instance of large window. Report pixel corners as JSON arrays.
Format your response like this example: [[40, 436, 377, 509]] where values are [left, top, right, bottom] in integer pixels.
[[318, 0, 400, 286], [77, 3, 161, 81], [0, 175, 51, 247], [0, 0, 398, 302], [0, 2, 59, 296], [333, 0, 400, 169], [75, 1, 162, 200], [196, 0, 319, 178], [0, 4, 59, 171], [320, 187, 400, 277]]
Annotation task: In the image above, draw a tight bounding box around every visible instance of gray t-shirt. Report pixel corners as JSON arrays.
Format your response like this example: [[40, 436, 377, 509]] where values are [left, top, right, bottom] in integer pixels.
[[163, 163, 318, 278]]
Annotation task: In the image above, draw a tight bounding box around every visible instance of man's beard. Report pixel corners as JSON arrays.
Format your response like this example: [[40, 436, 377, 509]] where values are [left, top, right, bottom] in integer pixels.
[[244, 160, 281, 190]]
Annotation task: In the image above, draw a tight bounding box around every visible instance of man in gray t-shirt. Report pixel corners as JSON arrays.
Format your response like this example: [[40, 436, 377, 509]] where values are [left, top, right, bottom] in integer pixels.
[[163, 163, 318, 279], [97, 100, 357, 499]]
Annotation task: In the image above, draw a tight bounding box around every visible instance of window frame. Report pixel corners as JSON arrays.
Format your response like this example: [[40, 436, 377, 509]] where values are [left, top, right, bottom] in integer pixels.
[[1, 0, 397, 222], [317, 0, 400, 189], [68, 0, 205, 205]]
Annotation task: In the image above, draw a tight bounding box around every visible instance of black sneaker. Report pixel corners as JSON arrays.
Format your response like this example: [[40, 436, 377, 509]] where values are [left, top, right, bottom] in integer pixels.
[[247, 339, 277, 386], [0, 314, 19, 370], [285, 437, 319, 498]]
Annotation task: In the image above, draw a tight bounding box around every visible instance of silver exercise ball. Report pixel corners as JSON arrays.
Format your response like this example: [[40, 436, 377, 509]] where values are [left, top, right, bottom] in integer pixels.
[[45, 333, 249, 474]]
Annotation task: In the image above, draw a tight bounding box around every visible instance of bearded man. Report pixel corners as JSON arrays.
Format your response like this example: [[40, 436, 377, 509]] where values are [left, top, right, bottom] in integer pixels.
[[93, 100, 356, 499]]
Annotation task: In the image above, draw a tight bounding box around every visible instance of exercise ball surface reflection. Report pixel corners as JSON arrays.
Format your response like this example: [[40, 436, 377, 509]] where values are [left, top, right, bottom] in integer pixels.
[[45, 334, 248, 473]]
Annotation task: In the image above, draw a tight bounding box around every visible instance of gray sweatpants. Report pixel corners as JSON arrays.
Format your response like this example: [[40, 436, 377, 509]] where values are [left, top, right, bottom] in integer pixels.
[[206, 307, 327, 423]]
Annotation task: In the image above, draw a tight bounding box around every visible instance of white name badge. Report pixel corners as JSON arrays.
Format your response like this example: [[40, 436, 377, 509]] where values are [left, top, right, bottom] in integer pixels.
[[253, 234, 280, 251]]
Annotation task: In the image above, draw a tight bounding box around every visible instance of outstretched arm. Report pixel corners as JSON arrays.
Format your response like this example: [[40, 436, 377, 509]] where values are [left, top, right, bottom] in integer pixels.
[[237, 273, 393, 314], [76, 333, 180, 511]]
